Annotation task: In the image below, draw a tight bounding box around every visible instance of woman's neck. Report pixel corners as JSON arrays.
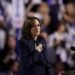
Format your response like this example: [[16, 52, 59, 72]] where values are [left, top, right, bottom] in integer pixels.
[[32, 35, 38, 41]]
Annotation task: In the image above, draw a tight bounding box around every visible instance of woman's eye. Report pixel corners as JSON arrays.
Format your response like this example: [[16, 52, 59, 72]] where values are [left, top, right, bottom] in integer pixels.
[[32, 24, 40, 27]]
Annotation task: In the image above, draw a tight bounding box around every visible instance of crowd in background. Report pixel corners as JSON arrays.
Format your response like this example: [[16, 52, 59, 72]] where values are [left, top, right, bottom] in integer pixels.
[[0, 0, 75, 75]]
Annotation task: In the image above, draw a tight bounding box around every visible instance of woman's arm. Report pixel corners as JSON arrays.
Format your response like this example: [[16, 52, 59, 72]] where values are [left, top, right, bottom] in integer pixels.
[[18, 39, 33, 68]]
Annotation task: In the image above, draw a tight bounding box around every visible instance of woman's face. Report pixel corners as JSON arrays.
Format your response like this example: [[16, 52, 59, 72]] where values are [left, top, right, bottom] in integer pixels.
[[58, 24, 65, 33], [8, 36, 16, 49], [43, 14, 51, 26], [66, 3, 74, 15], [31, 19, 41, 36]]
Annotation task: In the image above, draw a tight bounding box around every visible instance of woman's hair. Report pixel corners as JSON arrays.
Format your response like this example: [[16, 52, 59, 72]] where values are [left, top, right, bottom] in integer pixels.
[[21, 17, 41, 38]]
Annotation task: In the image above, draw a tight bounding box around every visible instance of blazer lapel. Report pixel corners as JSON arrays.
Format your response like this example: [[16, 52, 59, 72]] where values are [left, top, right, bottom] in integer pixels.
[[28, 39, 35, 53]]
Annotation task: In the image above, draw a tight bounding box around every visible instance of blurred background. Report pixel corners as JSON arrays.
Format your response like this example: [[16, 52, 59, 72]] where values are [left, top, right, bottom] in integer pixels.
[[0, 0, 75, 75]]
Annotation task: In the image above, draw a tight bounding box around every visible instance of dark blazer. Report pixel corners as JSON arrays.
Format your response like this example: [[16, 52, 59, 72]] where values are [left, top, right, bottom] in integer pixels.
[[18, 36, 47, 75]]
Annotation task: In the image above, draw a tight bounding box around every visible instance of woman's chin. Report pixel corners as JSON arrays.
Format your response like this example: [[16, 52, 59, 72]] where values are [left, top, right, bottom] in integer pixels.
[[34, 33, 40, 36]]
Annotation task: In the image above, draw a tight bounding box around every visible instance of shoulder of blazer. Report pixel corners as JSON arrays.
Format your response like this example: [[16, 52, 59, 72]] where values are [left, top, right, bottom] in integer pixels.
[[18, 38, 28, 50]]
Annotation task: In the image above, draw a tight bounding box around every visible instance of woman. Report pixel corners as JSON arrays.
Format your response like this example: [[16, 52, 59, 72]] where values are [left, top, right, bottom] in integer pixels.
[[18, 17, 47, 75]]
